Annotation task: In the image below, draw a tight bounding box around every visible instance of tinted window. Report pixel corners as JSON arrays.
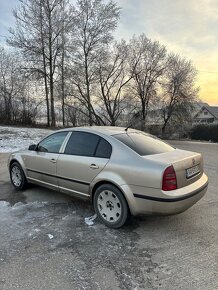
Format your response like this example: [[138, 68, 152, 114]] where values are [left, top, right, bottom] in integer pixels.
[[37, 132, 68, 153], [65, 132, 100, 156], [113, 132, 174, 156], [95, 138, 112, 158]]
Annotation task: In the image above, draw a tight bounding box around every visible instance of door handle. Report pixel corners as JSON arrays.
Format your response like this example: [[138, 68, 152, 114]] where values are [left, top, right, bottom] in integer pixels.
[[90, 164, 99, 169], [50, 158, 57, 163]]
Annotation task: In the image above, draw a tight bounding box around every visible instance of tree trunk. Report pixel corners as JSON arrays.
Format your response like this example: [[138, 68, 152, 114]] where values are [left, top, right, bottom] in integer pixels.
[[48, 10, 55, 127], [6, 99, 11, 123], [40, 2, 50, 127], [43, 72, 50, 127], [61, 0, 65, 127], [50, 72, 55, 127], [162, 116, 169, 137], [62, 92, 65, 126], [162, 123, 167, 136], [61, 40, 65, 126], [85, 55, 92, 126], [141, 98, 146, 131]]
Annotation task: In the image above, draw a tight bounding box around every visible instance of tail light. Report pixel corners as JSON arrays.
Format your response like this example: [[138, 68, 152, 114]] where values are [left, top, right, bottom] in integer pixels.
[[162, 165, 177, 191]]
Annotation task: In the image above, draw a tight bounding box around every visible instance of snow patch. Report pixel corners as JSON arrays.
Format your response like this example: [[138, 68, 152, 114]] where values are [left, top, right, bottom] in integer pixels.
[[0, 201, 10, 208], [0, 126, 53, 153]]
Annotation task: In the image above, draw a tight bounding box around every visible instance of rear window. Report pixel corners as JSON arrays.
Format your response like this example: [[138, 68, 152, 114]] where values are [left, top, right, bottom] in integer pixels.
[[113, 132, 174, 156]]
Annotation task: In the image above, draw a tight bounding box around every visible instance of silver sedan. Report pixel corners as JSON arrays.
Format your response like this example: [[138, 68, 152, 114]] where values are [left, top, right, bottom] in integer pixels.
[[8, 126, 208, 228]]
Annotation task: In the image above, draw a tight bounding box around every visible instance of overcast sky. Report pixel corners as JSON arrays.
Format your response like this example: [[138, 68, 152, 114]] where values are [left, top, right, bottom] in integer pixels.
[[0, 0, 218, 105]]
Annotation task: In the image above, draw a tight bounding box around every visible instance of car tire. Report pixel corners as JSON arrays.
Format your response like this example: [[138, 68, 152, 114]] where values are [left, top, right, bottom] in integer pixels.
[[10, 162, 28, 190], [93, 184, 130, 229]]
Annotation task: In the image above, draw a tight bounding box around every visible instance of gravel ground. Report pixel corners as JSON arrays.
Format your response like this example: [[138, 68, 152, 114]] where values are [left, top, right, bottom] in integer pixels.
[[0, 140, 217, 290]]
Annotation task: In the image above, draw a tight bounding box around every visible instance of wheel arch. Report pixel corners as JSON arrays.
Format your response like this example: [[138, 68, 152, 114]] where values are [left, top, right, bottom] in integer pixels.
[[9, 158, 20, 168], [9, 158, 28, 179]]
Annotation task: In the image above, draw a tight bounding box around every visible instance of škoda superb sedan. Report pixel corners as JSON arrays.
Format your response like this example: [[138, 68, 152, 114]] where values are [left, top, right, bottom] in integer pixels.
[[8, 127, 208, 228]]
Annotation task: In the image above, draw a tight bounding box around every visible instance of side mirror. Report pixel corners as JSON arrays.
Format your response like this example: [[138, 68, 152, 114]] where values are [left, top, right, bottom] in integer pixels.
[[28, 144, 37, 151]]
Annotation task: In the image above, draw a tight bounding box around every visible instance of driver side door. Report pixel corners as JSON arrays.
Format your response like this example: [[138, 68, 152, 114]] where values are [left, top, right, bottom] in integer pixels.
[[23, 131, 69, 190]]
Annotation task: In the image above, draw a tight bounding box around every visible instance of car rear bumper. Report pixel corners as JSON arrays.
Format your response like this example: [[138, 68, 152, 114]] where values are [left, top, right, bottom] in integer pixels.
[[121, 173, 208, 216]]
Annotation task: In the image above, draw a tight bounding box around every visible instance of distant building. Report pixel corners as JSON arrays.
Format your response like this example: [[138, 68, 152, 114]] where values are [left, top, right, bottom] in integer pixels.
[[193, 106, 218, 125]]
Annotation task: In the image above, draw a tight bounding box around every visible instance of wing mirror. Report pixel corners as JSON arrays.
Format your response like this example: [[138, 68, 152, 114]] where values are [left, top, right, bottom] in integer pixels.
[[28, 144, 37, 151]]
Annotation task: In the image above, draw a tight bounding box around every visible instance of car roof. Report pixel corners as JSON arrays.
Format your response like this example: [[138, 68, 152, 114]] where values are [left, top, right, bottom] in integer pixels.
[[57, 126, 139, 136]]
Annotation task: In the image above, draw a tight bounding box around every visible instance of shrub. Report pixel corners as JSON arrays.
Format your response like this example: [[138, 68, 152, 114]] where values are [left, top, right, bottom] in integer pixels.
[[190, 124, 218, 142]]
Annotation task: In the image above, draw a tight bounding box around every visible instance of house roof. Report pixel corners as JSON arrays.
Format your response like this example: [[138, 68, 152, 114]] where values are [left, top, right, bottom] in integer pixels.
[[194, 106, 218, 120], [206, 106, 218, 120]]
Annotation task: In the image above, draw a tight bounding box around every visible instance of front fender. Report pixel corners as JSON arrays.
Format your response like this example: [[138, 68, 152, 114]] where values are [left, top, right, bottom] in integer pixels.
[[8, 152, 28, 178]]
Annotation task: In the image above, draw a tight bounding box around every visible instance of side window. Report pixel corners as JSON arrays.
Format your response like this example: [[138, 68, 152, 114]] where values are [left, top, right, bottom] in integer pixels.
[[37, 132, 68, 153], [65, 132, 100, 156], [95, 138, 112, 158]]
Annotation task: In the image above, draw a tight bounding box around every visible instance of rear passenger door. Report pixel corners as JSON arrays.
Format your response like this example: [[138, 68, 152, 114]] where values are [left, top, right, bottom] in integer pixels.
[[57, 131, 112, 198]]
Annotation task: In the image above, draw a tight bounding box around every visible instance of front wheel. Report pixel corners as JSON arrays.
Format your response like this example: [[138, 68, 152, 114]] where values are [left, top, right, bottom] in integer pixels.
[[10, 162, 28, 190], [93, 184, 130, 228]]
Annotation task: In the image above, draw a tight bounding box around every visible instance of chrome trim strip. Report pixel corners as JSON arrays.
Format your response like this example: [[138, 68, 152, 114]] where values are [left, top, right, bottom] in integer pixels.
[[27, 178, 89, 198], [59, 186, 90, 197], [27, 177, 59, 188]]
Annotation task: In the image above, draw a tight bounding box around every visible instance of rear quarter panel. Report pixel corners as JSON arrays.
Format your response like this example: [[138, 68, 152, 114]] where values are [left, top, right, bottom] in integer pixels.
[[90, 137, 166, 193]]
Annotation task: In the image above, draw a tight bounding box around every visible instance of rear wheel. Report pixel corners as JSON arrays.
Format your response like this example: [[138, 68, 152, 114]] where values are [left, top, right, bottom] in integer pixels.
[[10, 162, 28, 190], [93, 184, 129, 228]]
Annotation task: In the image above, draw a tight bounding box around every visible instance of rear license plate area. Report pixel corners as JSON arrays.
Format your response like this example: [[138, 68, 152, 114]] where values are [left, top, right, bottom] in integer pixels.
[[186, 164, 200, 179]]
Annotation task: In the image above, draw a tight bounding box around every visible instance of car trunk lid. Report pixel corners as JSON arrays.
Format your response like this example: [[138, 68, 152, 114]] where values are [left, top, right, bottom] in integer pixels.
[[143, 149, 203, 189]]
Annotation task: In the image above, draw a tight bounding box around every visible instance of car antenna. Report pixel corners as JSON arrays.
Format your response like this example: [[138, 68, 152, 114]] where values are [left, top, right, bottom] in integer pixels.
[[125, 126, 130, 132]]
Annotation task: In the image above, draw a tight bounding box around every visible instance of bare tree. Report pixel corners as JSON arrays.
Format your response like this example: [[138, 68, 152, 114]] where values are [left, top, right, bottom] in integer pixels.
[[0, 47, 39, 124], [0, 47, 15, 122], [96, 40, 133, 125], [7, 0, 72, 127], [4, 0, 199, 132], [65, 102, 89, 127], [69, 0, 120, 125], [160, 53, 198, 136], [129, 34, 167, 130], [55, 0, 73, 126]]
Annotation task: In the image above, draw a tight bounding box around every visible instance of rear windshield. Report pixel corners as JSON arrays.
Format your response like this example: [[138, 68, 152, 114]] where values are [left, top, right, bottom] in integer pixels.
[[113, 132, 175, 156]]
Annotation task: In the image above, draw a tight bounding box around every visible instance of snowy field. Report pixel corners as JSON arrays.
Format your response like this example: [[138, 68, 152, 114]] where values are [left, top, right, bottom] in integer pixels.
[[0, 126, 53, 153]]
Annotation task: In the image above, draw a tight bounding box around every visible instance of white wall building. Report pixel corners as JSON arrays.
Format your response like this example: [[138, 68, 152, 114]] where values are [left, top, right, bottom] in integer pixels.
[[193, 106, 218, 125]]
